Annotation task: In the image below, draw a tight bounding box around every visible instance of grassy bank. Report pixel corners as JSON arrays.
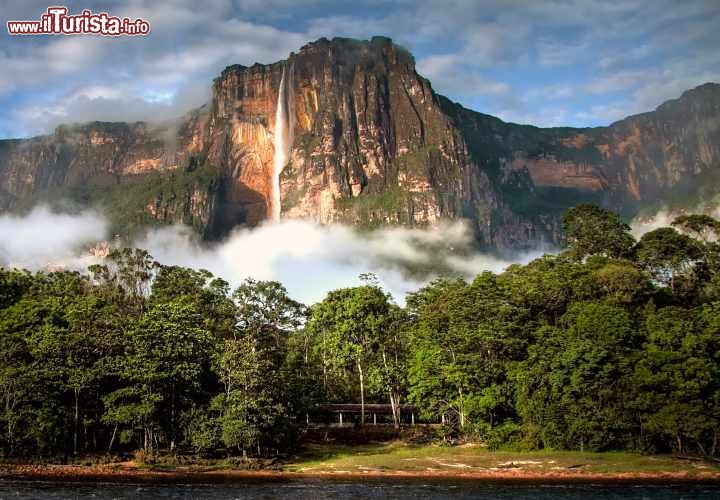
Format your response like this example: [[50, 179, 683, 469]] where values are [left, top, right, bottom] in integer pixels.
[[285, 441, 720, 476], [3, 441, 720, 483]]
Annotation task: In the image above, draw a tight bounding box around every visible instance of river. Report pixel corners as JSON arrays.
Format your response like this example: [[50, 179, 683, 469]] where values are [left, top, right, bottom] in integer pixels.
[[1, 480, 719, 499]]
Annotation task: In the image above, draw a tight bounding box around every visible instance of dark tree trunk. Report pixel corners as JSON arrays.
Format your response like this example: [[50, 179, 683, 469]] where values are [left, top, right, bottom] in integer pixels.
[[357, 361, 365, 426], [73, 388, 80, 456]]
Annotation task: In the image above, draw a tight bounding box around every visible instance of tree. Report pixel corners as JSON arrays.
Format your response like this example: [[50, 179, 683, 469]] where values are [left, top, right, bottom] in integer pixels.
[[516, 302, 636, 451], [500, 255, 595, 324], [213, 334, 284, 456], [672, 214, 720, 243], [672, 214, 720, 278], [88, 247, 157, 318], [1, 203, 718, 458], [207, 279, 304, 456], [633, 304, 720, 455], [103, 297, 211, 451], [306, 285, 394, 425], [0, 268, 33, 309], [593, 261, 652, 305], [233, 279, 305, 352], [0, 278, 39, 454], [151, 265, 236, 341], [407, 274, 527, 434], [39, 294, 102, 456], [562, 204, 635, 260], [634, 227, 701, 292], [368, 305, 409, 428]]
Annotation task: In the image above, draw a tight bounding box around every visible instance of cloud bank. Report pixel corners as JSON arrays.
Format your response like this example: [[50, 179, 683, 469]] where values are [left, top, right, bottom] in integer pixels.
[[1, 0, 718, 137], [0, 206, 107, 268], [630, 200, 720, 240], [0, 207, 538, 304]]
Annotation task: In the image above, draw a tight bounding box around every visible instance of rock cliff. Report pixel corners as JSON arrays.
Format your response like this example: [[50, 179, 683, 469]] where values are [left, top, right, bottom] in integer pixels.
[[1, 37, 719, 251]]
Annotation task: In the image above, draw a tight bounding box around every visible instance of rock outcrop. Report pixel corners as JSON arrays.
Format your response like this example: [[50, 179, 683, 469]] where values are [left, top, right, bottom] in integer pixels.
[[1, 37, 719, 251]]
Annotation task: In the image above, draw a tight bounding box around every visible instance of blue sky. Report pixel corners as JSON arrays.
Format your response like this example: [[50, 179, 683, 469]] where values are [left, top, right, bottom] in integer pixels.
[[0, 0, 718, 139]]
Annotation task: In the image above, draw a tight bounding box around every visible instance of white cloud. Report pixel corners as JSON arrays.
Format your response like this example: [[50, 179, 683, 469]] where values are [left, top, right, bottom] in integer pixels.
[[574, 102, 634, 124], [0, 0, 307, 134], [497, 107, 572, 127], [525, 84, 576, 100], [13, 80, 211, 133], [0, 0, 718, 134], [631, 200, 720, 240], [462, 22, 530, 65], [0, 207, 538, 304], [417, 54, 511, 97], [584, 71, 645, 95], [630, 210, 677, 239], [131, 219, 533, 304], [0, 206, 107, 268], [537, 38, 590, 67]]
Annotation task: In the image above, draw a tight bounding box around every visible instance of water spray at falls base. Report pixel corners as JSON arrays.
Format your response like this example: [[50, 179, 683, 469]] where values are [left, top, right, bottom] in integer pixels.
[[272, 63, 293, 222]]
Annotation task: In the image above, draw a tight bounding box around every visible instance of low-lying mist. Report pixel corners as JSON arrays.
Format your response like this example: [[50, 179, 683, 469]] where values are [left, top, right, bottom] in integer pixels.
[[0, 206, 107, 268], [4, 203, 714, 303], [0, 206, 543, 304], [630, 202, 720, 239]]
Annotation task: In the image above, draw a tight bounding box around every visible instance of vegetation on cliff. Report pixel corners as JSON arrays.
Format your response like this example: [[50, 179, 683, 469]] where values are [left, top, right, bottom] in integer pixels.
[[12, 161, 221, 238], [1, 204, 719, 459]]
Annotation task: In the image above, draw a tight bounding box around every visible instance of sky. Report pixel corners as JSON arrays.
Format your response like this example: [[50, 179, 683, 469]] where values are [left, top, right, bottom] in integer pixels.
[[0, 0, 718, 139]]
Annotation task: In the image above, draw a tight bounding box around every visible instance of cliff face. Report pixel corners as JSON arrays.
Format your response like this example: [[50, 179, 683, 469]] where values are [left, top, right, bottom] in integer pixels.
[[1, 37, 719, 251], [280, 38, 524, 246], [491, 82, 720, 211], [0, 115, 220, 237]]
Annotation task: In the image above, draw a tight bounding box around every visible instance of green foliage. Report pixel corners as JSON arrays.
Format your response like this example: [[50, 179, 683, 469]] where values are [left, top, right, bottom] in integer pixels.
[[15, 163, 220, 239], [337, 186, 434, 229], [562, 203, 636, 260], [305, 284, 399, 424], [633, 304, 720, 454], [1, 205, 720, 459], [516, 303, 637, 451], [406, 274, 528, 431], [635, 227, 702, 288]]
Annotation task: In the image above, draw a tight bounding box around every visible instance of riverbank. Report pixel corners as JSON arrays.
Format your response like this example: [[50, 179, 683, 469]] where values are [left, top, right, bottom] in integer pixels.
[[2, 465, 720, 485], [2, 442, 720, 484]]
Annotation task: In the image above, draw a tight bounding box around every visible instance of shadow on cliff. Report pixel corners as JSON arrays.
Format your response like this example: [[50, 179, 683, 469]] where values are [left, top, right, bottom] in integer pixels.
[[209, 179, 268, 240]]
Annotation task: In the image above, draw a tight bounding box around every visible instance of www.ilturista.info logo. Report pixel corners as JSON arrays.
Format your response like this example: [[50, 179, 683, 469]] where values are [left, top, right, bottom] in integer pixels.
[[7, 6, 150, 36]]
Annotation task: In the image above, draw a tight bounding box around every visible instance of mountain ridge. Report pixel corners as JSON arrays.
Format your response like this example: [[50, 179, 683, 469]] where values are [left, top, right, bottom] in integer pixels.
[[1, 36, 718, 251]]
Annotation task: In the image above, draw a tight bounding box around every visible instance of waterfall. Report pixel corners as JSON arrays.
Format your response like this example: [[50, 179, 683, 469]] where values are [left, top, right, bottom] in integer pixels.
[[272, 63, 293, 222]]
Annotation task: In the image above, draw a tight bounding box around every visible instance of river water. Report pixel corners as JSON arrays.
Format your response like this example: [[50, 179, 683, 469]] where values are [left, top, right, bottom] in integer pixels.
[[1, 480, 719, 499]]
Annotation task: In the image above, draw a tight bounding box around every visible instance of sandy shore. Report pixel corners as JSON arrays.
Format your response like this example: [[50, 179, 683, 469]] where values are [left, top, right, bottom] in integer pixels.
[[2, 463, 720, 485]]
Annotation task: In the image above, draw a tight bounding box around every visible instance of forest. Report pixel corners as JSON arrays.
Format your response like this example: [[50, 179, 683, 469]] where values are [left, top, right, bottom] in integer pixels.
[[0, 204, 719, 459]]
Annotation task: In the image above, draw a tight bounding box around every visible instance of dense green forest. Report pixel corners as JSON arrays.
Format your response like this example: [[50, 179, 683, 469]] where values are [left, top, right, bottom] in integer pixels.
[[1, 205, 719, 459]]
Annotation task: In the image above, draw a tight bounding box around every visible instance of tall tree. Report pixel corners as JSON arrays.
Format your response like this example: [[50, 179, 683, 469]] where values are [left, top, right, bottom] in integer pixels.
[[634, 227, 701, 293], [103, 297, 211, 451], [562, 204, 636, 260], [407, 274, 527, 432], [634, 304, 720, 455], [306, 285, 394, 425], [516, 302, 636, 451], [233, 279, 305, 351]]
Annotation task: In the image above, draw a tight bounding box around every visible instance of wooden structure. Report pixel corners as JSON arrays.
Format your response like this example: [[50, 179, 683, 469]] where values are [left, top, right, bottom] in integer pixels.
[[315, 403, 419, 426]]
